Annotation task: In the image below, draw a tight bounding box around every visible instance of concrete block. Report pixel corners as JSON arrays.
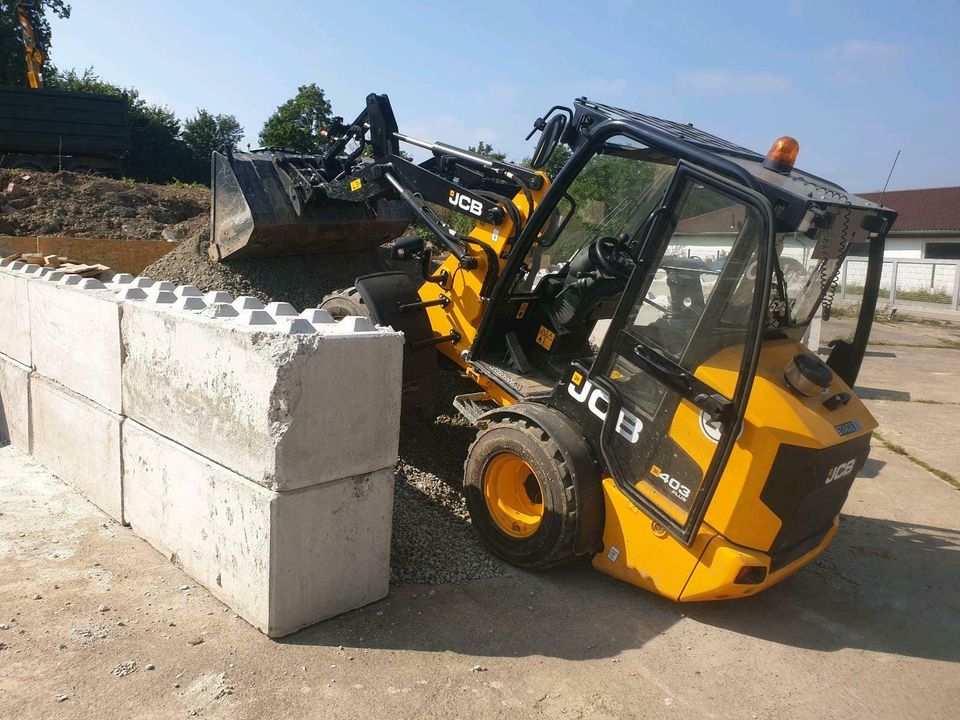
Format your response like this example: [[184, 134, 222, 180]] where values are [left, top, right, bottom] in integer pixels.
[[31, 376, 122, 521], [7, 261, 25, 271], [173, 296, 206, 311], [203, 291, 234, 305], [236, 309, 275, 326], [0, 353, 31, 451], [116, 287, 148, 301], [334, 315, 376, 333], [45, 270, 64, 282], [78, 278, 106, 290], [28, 280, 122, 412], [0, 269, 31, 366], [232, 295, 264, 311], [121, 302, 403, 490], [122, 420, 394, 637], [265, 301, 297, 317], [58, 275, 82, 286], [145, 289, 177, 304], [106, 273, 135, 286], [277, 318, 316, 335], [300, 308, 334, 324], [202, 303, 238, 319], [174, 285, 202, 297]]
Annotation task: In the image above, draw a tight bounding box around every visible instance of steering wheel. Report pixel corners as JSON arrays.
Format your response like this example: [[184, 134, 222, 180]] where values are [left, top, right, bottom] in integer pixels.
[[590, 235, 635, 281]]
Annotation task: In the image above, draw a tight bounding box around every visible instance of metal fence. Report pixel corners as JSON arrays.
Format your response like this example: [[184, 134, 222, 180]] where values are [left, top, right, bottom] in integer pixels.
[[840, 257, 960, 311]]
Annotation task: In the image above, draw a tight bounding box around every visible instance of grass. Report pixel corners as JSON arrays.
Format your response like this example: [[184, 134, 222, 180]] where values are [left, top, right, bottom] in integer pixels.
[[874, 431, 960, 491], [844, 283, 954, 305], [167, 179, 207, 189]]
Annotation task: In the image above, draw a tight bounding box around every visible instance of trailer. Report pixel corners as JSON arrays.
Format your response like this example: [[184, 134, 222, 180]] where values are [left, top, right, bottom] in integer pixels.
[[0, 86, 130, 175]]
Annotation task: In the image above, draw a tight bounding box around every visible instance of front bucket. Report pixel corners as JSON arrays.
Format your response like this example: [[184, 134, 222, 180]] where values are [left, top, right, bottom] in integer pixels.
[[209, 151, 410, 261]]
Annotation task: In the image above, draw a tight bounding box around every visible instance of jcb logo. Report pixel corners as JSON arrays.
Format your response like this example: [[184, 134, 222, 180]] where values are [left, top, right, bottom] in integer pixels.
[[567, 373, 643, 444], [825, 458, 856, 484], [449, 190, 483, 217]]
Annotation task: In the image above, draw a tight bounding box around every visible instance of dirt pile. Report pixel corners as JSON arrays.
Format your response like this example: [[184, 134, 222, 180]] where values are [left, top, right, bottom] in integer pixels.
[[0, 170, 208, 241]]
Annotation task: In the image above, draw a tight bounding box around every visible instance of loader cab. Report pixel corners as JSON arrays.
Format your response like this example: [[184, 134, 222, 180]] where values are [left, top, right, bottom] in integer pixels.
[[466, 104, 896, 573]]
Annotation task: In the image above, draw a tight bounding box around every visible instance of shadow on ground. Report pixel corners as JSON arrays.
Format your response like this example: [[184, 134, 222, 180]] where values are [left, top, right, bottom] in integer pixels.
[[286, 513, 960, 665]]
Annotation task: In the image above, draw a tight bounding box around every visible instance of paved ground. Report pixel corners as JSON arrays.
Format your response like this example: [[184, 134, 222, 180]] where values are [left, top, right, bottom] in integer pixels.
[[2, 318, 959, 720]]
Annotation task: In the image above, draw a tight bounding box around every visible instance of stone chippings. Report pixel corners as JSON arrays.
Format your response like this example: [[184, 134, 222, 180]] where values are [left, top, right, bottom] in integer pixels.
[[391, 373, 510, 585]]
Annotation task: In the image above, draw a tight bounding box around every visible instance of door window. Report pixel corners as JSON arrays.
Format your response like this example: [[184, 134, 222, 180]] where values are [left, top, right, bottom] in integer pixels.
[[595, 168, 770, 536]]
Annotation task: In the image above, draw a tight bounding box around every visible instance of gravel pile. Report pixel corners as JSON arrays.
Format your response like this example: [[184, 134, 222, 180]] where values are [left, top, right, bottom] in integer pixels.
[[391, 374, 510, 584], [144, 231, 390, 309]]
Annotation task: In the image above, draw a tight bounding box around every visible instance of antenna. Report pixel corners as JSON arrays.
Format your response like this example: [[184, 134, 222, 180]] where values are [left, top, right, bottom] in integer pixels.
[[878, 149, 901, 206]]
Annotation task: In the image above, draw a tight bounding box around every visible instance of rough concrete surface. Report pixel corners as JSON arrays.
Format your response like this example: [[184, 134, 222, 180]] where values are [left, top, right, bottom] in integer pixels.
[[120, 301, 403, 490], [123, 420, 394, 637], [0, 270, 32, 366], [1, 320, 959, 719], [29, 375, 122, 522], [0, 353, 30, 451], [27, 280, 123, 413]]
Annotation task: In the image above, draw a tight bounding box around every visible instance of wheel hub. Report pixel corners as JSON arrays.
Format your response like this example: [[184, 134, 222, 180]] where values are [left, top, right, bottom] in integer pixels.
[[483, 453, 545, 538]]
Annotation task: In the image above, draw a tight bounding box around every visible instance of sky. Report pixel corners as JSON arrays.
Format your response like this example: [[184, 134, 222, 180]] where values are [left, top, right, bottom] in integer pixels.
[[48, 0, 960, 193]]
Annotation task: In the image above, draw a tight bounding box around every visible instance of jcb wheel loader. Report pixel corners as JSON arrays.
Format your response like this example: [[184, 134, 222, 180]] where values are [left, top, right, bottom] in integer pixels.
[[210, 94, 896, 601]]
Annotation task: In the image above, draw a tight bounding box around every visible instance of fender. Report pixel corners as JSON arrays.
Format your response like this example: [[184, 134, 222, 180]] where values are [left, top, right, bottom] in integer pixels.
[[355, 271, 440, 409], [478, 401, 604, 556]]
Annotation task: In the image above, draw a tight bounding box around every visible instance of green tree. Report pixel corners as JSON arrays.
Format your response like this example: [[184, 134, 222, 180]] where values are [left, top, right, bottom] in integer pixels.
[[259, 84, 332, 153], [47, 67, 190, 183], [182, 109, 243, 180], [0, 0, 70, 86], [468, 140, 507, 162]]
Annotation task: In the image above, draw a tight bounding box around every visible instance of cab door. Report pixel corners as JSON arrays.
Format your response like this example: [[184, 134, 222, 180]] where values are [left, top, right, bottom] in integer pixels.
[[590, 162, 774, 546]]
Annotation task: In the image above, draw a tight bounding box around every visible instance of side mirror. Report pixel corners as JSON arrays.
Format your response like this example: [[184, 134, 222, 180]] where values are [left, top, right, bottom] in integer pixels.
[[530, 114, 566, 170]]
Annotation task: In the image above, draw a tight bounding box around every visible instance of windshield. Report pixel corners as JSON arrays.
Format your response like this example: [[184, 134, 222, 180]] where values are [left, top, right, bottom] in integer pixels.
[[663, 201, 866, 330], [515, 137, 676, 292], [772, 204, 867, 328]]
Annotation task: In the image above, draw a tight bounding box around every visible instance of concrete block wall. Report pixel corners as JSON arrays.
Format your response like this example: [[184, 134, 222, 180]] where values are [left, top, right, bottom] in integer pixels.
[[0, 258, 404, 637]]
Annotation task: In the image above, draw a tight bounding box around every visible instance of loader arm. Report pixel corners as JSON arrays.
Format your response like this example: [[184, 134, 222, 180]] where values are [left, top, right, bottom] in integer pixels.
[[209, 93, 544, 277], [15, 2, 46, 89]]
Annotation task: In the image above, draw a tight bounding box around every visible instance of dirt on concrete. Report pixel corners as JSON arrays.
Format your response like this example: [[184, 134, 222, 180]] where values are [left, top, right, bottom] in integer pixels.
[[0, 170, 208, 241]]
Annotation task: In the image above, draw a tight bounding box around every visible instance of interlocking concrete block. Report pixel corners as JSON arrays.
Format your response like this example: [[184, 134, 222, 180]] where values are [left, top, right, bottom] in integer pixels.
[[145, 289, 177, 304], [202, 303, 239, 319], [236, 309, 275, 326], [28, 280, 122, 412], [122, 420, 393, 637], [0, 353, 30, 451], [174, 285, 203, 297], [232, 295, 264, 311], [172, 296, 206, 311], [31, 376, 122, 521], [116, 287, 148, 301], [300, 308, 334, 324], [265, 301, 297, 317], [204, 290, 234, 305], [121, 302, 403, 490], [0, 268, 31, 366]]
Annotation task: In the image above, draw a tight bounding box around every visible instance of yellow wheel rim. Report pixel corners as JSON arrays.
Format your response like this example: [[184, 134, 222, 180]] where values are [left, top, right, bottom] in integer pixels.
[[483, 452, 544, 538]]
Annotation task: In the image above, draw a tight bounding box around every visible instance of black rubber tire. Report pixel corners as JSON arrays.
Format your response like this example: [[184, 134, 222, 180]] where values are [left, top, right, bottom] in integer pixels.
[[464, 417, 579, 569], [318, 287, 368, 320]]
